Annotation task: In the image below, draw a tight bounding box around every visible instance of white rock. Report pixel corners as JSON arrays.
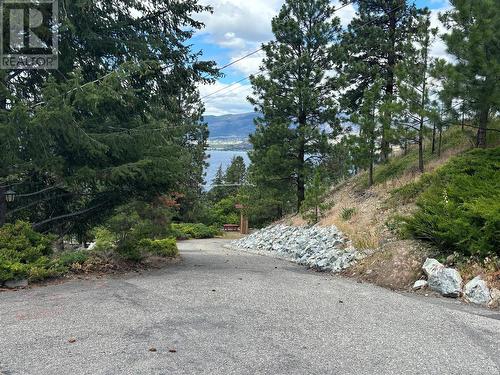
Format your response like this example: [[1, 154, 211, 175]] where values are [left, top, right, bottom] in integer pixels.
[[423, 258, 443, 277], [488, 288, 500, 309], [428, 267, 462, 298], [4, 279, 28, 289], [464, 276, 491, 306], [231, 224, 359, 273], [413, 280, 428, 290]]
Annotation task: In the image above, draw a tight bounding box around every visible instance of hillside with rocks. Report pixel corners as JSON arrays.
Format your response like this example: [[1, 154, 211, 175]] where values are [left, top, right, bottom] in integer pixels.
[[231, 127, 500, 309]]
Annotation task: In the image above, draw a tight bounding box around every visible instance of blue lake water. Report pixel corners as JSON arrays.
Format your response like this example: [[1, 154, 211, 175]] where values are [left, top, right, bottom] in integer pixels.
[[205, 150, 250, 188]]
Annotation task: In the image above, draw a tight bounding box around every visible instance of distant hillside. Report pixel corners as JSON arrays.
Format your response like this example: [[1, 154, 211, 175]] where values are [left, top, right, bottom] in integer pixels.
[[205, 112, 257, 139], [205, 112, 358, 140]]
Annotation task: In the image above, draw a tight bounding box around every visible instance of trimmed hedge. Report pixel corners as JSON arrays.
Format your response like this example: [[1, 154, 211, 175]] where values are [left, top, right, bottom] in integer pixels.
[[404, 147, 500, 258]]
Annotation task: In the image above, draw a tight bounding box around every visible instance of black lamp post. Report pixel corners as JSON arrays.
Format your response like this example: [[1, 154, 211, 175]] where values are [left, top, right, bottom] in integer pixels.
[[5, 189, 16, 203], [0, 188, 15, 226]]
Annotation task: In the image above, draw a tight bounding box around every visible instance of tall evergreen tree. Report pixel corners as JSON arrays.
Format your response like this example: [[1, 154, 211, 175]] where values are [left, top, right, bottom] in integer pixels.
[[440, 0, 500, 147], [224, 156, 246, 186], [249, 0, 342, 211], [396, 11, 437, 173], [350, 79, 385, 187], [339, 0, 421, 161], [0, 1, 218, 233]]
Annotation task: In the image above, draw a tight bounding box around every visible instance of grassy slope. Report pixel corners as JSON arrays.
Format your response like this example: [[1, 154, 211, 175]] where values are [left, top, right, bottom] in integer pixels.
[[312, 124, 500, 290]]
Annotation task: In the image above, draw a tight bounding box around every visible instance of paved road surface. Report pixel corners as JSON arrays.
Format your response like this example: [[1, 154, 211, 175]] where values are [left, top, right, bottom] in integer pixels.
[[1, 239, 499, 375]]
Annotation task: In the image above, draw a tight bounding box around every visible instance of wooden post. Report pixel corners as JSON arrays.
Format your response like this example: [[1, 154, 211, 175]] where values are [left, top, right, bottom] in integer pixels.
[[235, 203, 249, 235], [0, 186, 6, 227], [240, 212, 249, 235]]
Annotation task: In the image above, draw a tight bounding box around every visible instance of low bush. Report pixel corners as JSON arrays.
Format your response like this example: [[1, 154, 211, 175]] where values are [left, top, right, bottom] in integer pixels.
[[92, 227, 117, 254], [171, 223, 221, 239], [0, 221, 64, 283], [341, 207, 357, 221], [139, 238, 178, 258], [58, 250, 90, 267], [403, 147, 500, 258]]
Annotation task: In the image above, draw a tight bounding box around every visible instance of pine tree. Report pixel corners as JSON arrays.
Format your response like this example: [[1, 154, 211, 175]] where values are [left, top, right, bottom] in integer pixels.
[[350, 79, 385, 187], [339, 0, 422, 161], [300, 170, 330, 224], [249, 0, 342, 212], [396, 11, 437, 173], [440, 0, 500, 147], [224, 157, 246, 186]]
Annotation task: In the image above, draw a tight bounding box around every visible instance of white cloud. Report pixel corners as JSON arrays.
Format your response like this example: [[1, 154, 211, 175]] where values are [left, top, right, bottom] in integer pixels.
[[429, 5, 453, 62], [197, 1, 452, 115], [199, 81, 254, 116], [197, 0, 281, 49]]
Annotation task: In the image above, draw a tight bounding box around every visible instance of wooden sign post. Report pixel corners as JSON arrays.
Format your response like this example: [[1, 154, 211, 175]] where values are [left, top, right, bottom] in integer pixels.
[[235, 204, 249, 235]]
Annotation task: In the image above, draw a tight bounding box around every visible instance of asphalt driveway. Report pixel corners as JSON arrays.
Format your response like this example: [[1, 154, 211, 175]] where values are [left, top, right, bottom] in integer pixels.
[[1, 239, 499, 375]]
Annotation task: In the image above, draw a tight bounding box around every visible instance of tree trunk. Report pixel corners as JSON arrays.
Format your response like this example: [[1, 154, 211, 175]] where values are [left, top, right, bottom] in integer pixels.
[[431, 122, 436, 154], [418, 123, 424, 173], [368, 160, 374, 187], [0, 187, 6, 227], [438, 125, 442, 157], [297, 114, 306, 212], [297, 148, 305, 212], [381, 9, 397, 163], [476, 106, 489, 148]]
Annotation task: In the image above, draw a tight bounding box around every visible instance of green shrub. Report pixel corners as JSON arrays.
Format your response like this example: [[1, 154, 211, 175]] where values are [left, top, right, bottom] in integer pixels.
[[404, 147, 500, 258], [139, 238, 178, 258], [171, 223, 221, 239], [0, 260, 30, 283], [0, 221, 59, 283], [58, 250, 90, 267], [341, 207, 357, 221], [28, 257, 67, 282], [92, 227, 117, 254], [0, 221, 53, 262]]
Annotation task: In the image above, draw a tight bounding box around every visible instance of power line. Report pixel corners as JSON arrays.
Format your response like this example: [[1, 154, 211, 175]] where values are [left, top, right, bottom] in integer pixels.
[[200, 1, 404, 101], [214, 1, 355, 73]]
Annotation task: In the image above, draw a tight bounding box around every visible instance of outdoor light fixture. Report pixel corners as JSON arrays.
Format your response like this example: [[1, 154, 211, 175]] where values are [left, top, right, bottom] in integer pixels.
[[5, 190, 16, 203]]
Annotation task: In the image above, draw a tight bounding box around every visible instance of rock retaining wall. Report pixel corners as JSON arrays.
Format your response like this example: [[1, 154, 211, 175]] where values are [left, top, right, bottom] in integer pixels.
[[230, 224, 363, 273]]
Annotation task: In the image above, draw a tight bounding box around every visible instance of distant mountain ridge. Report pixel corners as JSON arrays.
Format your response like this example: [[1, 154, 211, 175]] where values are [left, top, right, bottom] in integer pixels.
[[205, 112, 359, 140], [205, 112, 257, 139]]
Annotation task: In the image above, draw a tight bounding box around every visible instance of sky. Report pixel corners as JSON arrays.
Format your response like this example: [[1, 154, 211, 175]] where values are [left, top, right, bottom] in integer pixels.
[[193, 0, 452, 116]]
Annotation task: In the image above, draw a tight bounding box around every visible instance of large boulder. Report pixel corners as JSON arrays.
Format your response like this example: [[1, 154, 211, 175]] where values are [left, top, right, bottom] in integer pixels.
[[423, 258, 443, 277], [464, 276, 491, 306], [428, 267, 462, 298]]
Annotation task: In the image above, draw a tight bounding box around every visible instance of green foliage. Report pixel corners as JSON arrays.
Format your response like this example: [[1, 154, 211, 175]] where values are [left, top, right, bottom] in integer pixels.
[[341, 208, 357, 221], [104, 201, 175, 260], [92, 227, 117, 254], [362, 127, 476, 189], [207, 156, 247, 203], [1, 0, 219, 236], [207, 197, 240, 227], [404, 147, 500, 258], [249, 0, 342, 210], [57, 251, 90, 267], [138, 239, 178, 258], [171, 223, 221, 240], [440, 0, 500, 147], [301, 171, 331, 224], [0, 221, 64, 283]]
